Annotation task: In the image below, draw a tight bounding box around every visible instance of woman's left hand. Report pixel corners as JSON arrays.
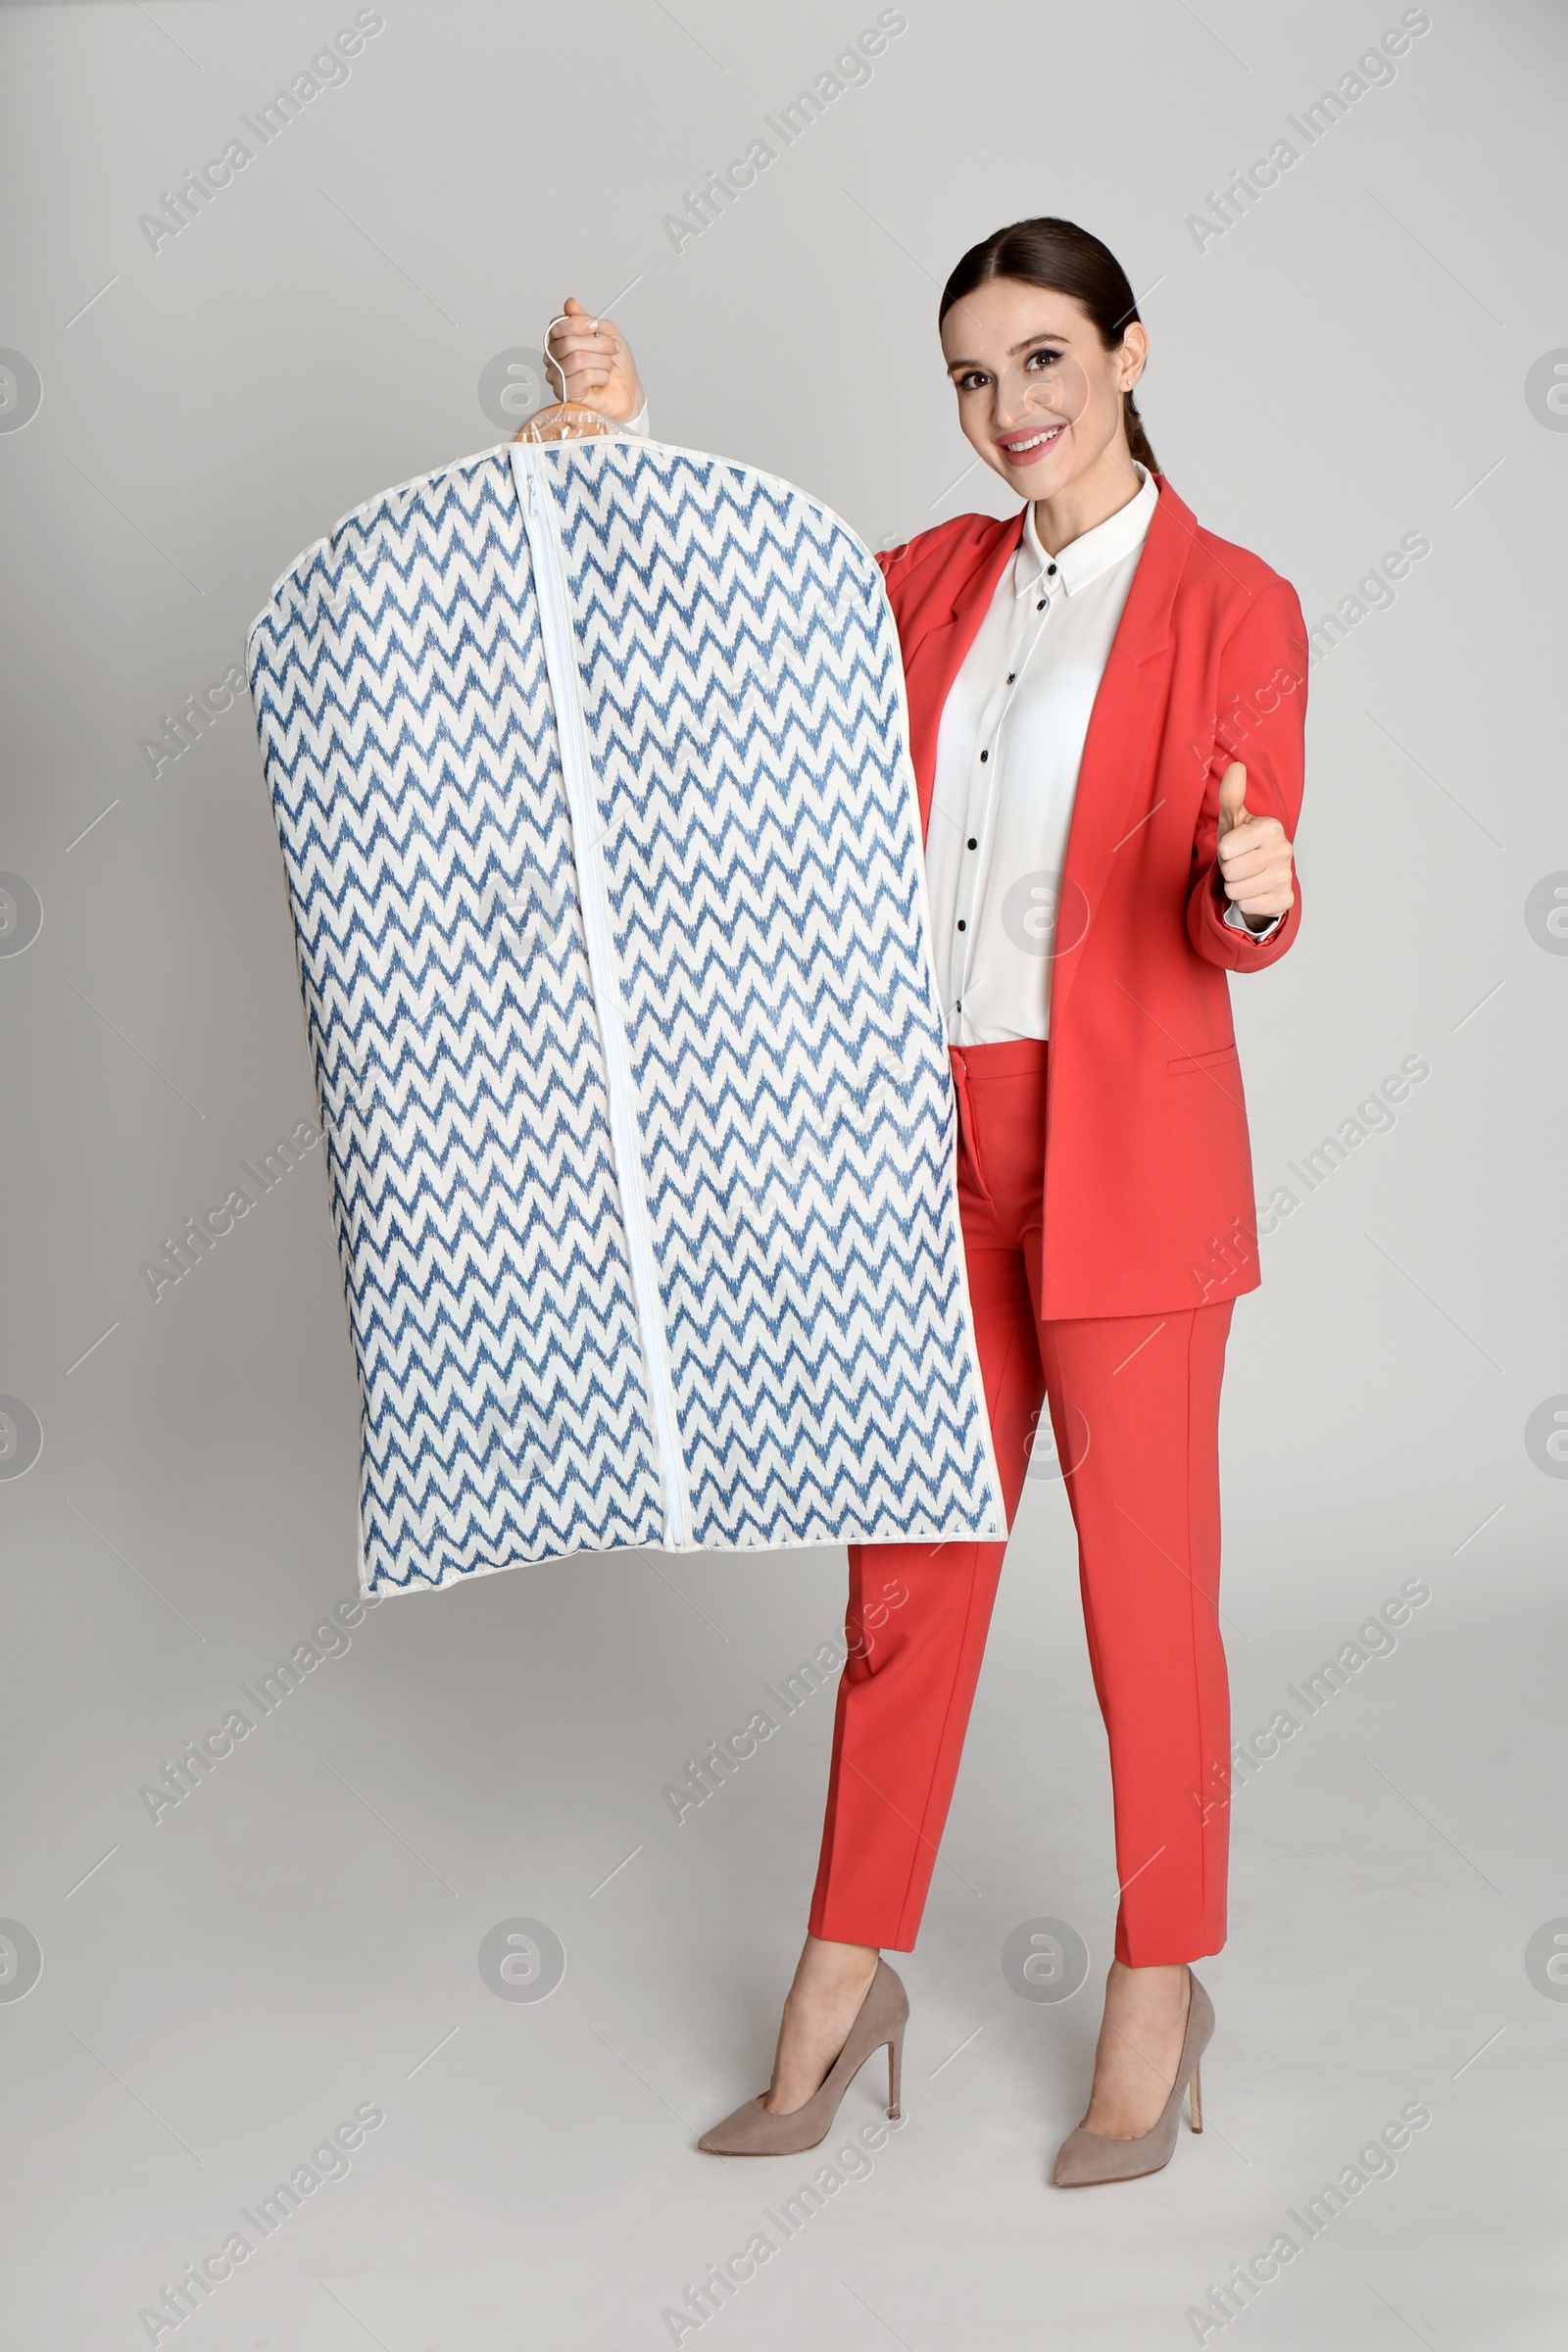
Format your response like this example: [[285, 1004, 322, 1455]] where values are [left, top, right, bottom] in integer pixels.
[[1215, 760, 1296, 928]]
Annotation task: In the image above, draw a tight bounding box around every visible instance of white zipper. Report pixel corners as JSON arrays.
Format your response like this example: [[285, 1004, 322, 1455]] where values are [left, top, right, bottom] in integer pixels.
[[511, 442, 690, 1550]]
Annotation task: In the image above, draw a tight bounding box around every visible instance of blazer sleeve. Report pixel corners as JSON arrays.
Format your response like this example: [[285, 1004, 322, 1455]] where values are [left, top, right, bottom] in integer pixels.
[[1186, 575, 1309, 970]]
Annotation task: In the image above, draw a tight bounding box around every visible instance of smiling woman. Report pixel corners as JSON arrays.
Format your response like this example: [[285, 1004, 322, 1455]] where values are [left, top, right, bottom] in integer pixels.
[[548, 208, 1308, 2193]]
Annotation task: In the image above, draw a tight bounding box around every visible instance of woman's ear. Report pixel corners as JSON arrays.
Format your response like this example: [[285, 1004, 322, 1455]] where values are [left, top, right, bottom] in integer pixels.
[[1118, 321, 1148, 394]]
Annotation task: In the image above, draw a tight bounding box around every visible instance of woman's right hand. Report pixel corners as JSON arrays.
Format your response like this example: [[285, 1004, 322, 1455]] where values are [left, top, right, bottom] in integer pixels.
[[545, 296, 645, 423]]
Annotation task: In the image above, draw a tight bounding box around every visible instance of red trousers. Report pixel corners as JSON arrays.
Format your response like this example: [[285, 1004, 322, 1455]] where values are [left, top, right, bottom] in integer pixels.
[[808, 1040, 1234, 1966]]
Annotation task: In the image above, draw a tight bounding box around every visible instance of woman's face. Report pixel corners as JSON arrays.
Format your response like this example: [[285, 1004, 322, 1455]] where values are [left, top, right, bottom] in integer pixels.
[[940, 276, 1146, 499]]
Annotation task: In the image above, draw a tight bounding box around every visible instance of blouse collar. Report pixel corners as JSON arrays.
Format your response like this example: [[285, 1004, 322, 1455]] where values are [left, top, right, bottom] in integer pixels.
[[1012, 462, 1158, 601]]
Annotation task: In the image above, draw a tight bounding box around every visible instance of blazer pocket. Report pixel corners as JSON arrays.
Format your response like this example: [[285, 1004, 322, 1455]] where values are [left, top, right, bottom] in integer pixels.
[[1167, 1043, 1240, 1076]]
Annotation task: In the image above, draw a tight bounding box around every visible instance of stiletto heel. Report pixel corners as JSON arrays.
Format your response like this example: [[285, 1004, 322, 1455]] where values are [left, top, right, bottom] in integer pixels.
[[698, 1958, 909, 2157], [1050, 1968, 1214, 2187]]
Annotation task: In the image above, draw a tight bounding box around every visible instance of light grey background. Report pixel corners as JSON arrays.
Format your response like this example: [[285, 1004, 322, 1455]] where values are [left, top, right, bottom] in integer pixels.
[[2, 2, 1565, 2345]]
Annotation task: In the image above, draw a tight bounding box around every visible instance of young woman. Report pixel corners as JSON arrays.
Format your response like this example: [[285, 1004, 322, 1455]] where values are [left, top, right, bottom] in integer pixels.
[[545, 217, 1305, 2185]]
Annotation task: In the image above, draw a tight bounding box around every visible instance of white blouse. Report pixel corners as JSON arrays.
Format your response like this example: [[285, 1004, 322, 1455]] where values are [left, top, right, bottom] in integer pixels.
[[925, 468, 1276, 1046], [926, 474, 1156, 1044], [621, 414, 1273, 1044]]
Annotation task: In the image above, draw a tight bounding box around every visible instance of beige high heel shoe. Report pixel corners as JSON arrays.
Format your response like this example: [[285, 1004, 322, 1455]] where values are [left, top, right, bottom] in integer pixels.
[[1050, 1967, 1213, 2186], [697, 1957, 907, 2156]]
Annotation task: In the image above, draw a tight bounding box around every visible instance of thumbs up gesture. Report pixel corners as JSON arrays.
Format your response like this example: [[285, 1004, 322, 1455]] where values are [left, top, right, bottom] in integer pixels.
[[1215, 761, 1296, 929]]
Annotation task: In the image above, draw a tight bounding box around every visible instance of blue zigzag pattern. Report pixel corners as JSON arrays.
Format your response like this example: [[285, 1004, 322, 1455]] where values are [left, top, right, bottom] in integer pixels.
[[248, 437, 1002, 1592]]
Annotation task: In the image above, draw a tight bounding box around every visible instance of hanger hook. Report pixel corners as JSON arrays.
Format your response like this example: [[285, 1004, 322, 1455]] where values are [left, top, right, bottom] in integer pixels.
[[541, 312, 571, 403], [517, 312, 615, 444], [542, 309, 610, 403]]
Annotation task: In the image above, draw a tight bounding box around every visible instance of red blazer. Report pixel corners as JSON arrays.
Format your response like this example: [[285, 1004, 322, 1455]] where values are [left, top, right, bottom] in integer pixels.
[[878, 474, 1308, 1319]]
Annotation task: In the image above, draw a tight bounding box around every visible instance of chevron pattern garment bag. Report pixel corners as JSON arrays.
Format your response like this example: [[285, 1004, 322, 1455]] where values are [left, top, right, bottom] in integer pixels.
[[247, 431, 1005, 1595]]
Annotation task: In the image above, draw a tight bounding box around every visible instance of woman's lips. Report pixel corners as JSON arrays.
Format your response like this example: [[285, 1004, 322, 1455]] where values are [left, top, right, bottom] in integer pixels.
[[997, 421, 1065, 466]]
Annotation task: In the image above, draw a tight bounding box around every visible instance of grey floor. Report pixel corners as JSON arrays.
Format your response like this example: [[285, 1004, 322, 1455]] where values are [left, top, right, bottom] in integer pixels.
[[5, 1211, 1562, 2349]]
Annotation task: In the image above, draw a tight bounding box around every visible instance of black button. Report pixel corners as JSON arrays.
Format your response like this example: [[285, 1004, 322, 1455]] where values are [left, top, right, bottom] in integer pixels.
[[956, 919, 967, 931], [1036, 599, 1046, 611], [1047, 562, 1057, 576], [1005, 672, 1015, 684], [966, 837, 978, 850], [979, 749, 989, 762]]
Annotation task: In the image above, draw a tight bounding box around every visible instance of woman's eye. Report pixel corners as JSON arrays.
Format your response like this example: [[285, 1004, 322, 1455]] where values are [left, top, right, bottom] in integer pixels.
[[956, 371, 989, 393], [1027, 348, 1062, 371]]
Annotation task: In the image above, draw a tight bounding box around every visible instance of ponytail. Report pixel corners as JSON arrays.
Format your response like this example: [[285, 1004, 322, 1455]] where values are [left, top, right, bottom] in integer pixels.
[[1124, 390, 1158, 475]]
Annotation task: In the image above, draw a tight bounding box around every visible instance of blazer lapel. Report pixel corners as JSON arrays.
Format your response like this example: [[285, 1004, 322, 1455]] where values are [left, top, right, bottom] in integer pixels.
[[901, 512, 1024, 840], [1048, 475, 1196, 1036]]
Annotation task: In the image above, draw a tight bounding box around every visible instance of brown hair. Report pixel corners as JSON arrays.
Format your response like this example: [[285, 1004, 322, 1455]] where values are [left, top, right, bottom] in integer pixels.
[[938, 217, 1158, 474]]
